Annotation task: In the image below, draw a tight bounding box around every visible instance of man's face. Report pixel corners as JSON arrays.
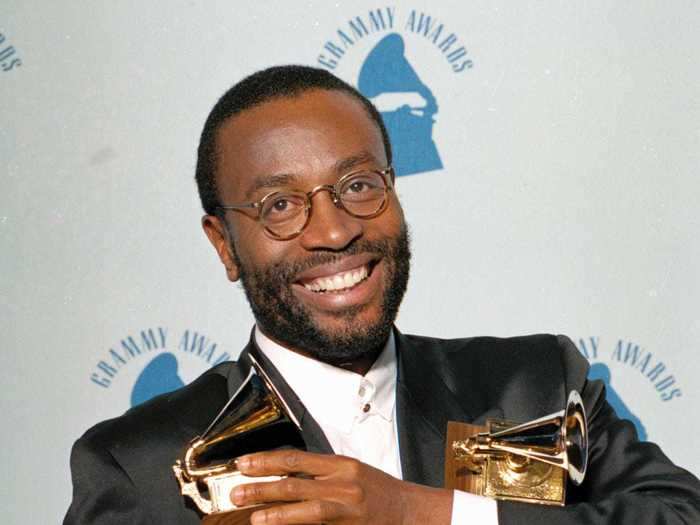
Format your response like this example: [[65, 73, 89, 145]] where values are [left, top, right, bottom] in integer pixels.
[[203, 89, 410, 365]]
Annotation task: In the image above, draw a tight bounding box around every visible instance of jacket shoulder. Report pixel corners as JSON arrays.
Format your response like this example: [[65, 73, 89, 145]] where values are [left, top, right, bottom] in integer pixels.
[[398, 332, 589, 418], [75, 360, 237, 483], [399, 332, 586, 369]]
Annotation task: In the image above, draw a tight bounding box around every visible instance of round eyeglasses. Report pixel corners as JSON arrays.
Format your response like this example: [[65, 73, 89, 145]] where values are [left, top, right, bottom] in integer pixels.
[[217, 167, 395, 240]]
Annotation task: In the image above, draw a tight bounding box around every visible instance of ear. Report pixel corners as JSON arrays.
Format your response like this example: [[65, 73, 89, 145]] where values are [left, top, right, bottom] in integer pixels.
[[202, 214, 240, 282]]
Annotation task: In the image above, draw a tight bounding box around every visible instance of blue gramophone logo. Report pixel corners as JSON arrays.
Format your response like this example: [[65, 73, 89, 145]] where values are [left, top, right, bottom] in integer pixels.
[[358, 34, 443, 177], [131, 353, 185, 407]]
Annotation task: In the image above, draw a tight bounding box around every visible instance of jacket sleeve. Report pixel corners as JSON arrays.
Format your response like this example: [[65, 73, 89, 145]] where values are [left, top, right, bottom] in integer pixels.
[[62, 366, 232, 525], [63, 436, 149, 525], [497, 336, 700, 524]]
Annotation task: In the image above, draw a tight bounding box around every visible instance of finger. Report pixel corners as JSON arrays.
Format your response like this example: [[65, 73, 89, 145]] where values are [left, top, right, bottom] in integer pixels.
[[237, 449, 356, 478], [231, 477, 362, 507], [249, 499, 347, 525]]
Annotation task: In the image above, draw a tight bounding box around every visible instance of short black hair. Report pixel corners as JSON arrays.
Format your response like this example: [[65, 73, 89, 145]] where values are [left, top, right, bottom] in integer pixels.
[[195, 65, 393, 215]]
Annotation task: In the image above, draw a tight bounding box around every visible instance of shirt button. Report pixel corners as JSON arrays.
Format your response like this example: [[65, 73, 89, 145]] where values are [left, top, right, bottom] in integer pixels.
[[362, 403, 371, 413], [359, 385, 366, 397]]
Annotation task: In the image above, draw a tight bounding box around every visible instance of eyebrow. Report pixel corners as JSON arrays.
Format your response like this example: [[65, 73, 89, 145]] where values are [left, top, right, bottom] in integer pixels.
[[244, 151, 381, 200], [245, 173, 303, 199], [333, 151, 378, 175]]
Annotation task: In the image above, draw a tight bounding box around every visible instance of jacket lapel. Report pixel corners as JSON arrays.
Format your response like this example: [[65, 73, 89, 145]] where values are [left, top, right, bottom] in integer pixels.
[[395, 330, 503, 487]]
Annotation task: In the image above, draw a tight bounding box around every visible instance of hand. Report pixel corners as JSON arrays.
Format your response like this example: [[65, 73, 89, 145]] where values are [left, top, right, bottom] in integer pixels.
[[231, 449, 453, 525]]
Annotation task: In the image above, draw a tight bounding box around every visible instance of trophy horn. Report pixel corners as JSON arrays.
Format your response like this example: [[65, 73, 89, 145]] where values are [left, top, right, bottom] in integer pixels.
[[451, 391, 588, 505], [173, 353, 305, 516]]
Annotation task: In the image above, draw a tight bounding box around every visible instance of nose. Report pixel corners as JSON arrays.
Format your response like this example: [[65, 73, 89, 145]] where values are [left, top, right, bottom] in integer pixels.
[[298, 188, 362, 251]]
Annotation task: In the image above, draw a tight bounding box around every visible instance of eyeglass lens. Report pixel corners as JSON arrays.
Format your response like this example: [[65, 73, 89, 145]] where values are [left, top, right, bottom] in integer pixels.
[[260, 170, 388, 238]]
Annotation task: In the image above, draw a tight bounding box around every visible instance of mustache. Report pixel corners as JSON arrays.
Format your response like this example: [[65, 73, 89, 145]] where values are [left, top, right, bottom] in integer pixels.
[[262, 239, 393, 284]]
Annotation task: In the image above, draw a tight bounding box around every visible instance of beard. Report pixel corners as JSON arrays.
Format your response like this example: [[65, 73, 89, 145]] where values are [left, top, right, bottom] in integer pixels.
[[232, 223, 411, 365]]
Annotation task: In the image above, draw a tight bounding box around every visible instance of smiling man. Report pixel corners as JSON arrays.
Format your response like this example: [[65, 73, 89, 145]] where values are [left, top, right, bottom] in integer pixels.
[[202, 85, 409, 374], [65, 66, 700, 525]]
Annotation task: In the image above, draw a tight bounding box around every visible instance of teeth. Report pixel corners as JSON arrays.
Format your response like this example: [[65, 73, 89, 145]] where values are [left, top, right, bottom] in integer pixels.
[[303, 265, 369, 293], [343, 273, 354, 288]]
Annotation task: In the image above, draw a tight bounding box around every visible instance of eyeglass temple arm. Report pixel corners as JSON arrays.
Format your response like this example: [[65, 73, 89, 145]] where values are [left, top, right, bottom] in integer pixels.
[[382, 167, 395, 187], [217, 203, 259, 211]]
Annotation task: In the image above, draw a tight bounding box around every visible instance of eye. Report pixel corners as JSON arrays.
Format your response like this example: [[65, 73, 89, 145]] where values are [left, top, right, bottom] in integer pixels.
[[347, 180, 370, 193], [342, 173, 383, 192], [261, 192, 306, 224], [340, 172, 385, 202], [271, 198, 290, 212]]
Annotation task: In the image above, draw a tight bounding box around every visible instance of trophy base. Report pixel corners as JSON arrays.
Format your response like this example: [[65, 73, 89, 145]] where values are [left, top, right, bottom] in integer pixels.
[[445, 420, 566, 506], [202, 503, 275, 525]]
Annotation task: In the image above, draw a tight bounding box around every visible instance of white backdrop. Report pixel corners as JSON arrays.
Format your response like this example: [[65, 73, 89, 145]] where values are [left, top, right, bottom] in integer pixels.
[[2, 2, 699, 523]]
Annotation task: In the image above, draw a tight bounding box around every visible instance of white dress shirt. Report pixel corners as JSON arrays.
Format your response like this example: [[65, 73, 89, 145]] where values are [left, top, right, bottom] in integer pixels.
[[255, 327, 497, 524]]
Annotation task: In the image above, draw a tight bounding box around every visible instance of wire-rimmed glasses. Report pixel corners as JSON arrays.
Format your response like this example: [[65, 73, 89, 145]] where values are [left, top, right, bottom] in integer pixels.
[[216, 167, 394, 240]]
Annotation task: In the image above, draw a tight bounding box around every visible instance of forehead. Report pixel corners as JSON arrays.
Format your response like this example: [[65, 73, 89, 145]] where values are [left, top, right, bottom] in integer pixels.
[[214, 89, 387, 199]]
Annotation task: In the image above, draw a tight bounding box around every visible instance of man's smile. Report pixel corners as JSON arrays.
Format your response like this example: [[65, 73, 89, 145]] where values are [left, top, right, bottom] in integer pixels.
[[301, 265, 369, 293], [292, 253, 383, 310]]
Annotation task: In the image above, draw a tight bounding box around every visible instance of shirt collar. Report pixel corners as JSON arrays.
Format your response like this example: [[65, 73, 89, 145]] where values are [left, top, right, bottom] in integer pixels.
[[254, 326, 397, 434]]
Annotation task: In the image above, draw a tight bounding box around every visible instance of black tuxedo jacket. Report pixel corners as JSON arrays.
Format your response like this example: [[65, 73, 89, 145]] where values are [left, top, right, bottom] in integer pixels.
[[64, 332, 700, 524]]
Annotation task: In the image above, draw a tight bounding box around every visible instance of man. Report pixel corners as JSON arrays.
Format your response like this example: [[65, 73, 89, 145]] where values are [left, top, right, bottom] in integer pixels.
[[65, 65, 700, 524]]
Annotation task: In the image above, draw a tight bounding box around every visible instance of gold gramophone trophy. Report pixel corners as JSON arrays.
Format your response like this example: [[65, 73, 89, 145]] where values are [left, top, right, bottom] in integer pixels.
[[173, 354, 305, 524], [446, 391, 588, 506]]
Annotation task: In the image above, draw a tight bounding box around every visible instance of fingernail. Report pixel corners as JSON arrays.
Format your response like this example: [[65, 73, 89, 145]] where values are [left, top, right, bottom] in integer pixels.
[[236, 455, 251, 470], [231, 485, 245, 505], [250, 511, 266, 525]]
